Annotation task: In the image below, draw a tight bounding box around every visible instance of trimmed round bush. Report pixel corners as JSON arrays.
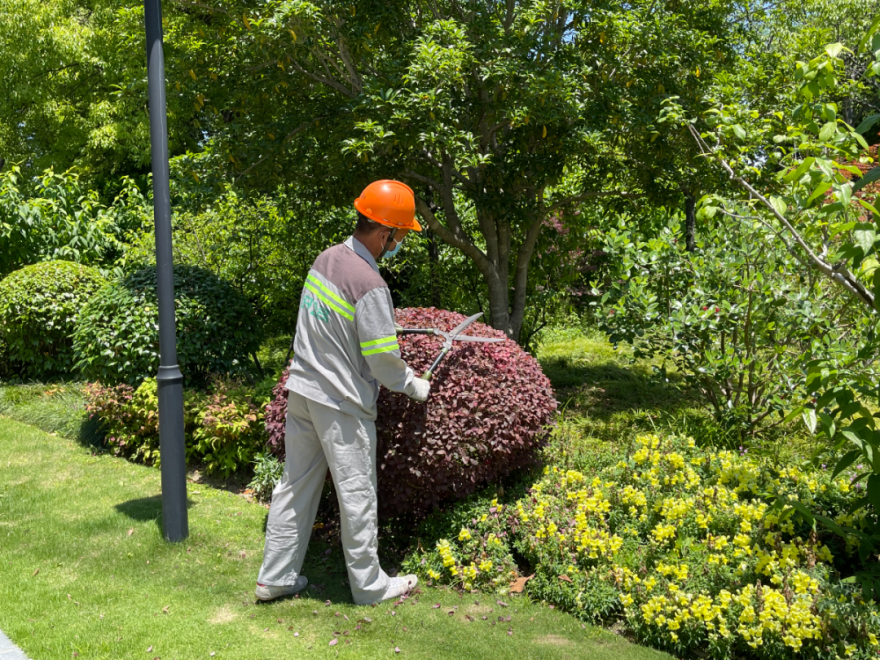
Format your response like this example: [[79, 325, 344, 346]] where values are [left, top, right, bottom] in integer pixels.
[[265, 307, 557, 519], [73, 265, 264, 385], [0, 261, 106, 378]]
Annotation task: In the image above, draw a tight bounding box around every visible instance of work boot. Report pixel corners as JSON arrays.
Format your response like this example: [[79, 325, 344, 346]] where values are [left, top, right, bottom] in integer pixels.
[[255, 576, 308, 601], [373, 574, 418, 604]]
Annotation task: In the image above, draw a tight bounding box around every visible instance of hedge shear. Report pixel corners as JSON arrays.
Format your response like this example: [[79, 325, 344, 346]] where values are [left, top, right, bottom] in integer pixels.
[[395, 312, 505, 380]]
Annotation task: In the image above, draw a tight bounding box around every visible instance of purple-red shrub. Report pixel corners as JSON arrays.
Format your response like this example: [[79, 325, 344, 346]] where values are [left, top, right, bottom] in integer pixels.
[[264, 367, 290, 458], [264, 307, 557, 518]]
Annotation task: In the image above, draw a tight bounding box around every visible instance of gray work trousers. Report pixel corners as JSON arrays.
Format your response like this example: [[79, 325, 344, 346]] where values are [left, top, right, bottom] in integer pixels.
[[257, 390, 390, 604]]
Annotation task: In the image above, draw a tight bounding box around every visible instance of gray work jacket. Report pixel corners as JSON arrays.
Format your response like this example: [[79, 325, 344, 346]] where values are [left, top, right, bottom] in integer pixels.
[[285, 236, 418, 420]]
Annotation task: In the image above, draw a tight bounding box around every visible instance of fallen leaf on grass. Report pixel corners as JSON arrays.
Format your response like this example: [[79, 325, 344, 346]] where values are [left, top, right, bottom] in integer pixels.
[[357, 617, 372, 624], [395, 647, 401, 654], [464, 615, 474, 622], [32, 568, 39, 577], [497, 600, 508, 608], [329, 639, 338, 647], [146, 646, 153, 653], [127, 529, 134, 536], [508, 574, 534, 593], [162, 606, 169, 614], [559, 575, 573, 583], [432, 604, 440, 609]]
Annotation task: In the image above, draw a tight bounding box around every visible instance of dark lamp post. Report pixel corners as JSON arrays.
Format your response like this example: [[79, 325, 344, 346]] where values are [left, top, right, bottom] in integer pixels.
[[144, 0, 188, 542]]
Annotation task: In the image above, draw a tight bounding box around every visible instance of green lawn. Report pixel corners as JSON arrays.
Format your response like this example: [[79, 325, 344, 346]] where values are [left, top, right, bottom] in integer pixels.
[[0, 416, 672, 660]]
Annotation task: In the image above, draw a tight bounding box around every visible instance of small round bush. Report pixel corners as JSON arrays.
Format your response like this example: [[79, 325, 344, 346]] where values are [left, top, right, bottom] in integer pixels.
[[265, 307, 557, 519], [73, 265, 264, 386], [0, 261, 106, 378]]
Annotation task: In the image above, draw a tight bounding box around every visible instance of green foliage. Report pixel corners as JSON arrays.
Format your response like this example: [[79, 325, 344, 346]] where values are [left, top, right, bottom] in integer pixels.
[[664, 16, 880, 584], [402, 494, 521, 595], [84, 377, 265, 477], [0, 261, 106, 379], [415, 433, 880, 659], [124, 185, 352, 336], [192, 384, 264, 477], [0, 381, 100, 444], [0, 166, 149, 277], [151, 0, 741, 339], [247, 452, 284, 503], [596, 217, 870, 440], [0, 0, 200, 190], [0, 334, 9, 378], [73, 265, 264, 386]]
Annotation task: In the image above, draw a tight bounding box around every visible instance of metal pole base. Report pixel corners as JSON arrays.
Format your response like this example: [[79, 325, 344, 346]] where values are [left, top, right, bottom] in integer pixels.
[[158, 364, 188, 542]]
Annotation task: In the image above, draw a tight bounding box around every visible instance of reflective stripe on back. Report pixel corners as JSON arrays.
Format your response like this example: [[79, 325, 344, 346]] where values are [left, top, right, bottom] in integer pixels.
[[304, 275, 354, 321]]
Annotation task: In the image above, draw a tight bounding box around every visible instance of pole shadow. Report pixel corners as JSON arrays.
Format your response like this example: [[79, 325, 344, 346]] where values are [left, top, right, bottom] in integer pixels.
[[114, 494, 197, 532]]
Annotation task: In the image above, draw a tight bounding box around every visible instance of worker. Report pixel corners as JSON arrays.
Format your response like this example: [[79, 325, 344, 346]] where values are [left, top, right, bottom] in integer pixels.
[[255, 180, 430, 605]]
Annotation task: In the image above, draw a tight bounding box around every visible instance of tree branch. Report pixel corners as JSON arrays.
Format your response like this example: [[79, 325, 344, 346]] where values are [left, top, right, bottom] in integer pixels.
[[414, 196, 490, 270], [234, 121, 311, 181], [285, 55, 356, 98], [687, 123, 875, 310]]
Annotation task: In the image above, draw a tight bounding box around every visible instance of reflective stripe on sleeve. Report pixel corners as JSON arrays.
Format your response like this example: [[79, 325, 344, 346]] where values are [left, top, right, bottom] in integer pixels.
[[360, 335, 398, 349], [361, 342, 400, 356]]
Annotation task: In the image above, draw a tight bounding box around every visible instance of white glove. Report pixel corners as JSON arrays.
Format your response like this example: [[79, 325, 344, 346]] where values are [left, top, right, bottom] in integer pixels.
[[409, 377, 431, 402]]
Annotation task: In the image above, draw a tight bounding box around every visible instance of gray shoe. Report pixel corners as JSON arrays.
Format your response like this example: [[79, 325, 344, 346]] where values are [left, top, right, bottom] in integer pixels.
[[255, 576, 308, 601]]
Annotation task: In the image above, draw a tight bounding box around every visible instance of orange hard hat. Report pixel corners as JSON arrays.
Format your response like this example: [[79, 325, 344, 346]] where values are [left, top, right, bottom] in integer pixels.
[[354, 180, 422, 231]]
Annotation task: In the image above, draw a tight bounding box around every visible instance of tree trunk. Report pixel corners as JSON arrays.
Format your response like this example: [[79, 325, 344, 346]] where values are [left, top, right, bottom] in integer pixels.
[[422, 187, 443, 309], [685, 193, 697, 252], [426, 228, 442, 309], [415, 196, 519, 339]]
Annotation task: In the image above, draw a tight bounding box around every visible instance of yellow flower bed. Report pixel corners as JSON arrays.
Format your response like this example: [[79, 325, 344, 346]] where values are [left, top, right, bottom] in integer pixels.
[[413, 434, 880, 659], [412, 498, 521, 594]]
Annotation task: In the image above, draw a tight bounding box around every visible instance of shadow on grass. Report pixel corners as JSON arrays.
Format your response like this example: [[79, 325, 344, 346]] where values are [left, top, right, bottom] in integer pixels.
[[115, 494, 197, 527], [540, 356, 697, 420]]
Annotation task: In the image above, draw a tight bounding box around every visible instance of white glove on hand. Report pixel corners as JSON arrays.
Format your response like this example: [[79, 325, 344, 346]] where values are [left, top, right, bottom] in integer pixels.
[[410, 377, 431, 403]]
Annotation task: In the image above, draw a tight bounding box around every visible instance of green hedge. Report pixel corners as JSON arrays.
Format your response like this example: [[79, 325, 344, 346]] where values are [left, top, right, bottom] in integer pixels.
[[0, 261, 106, 379], [73, 265, 264, 386]]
